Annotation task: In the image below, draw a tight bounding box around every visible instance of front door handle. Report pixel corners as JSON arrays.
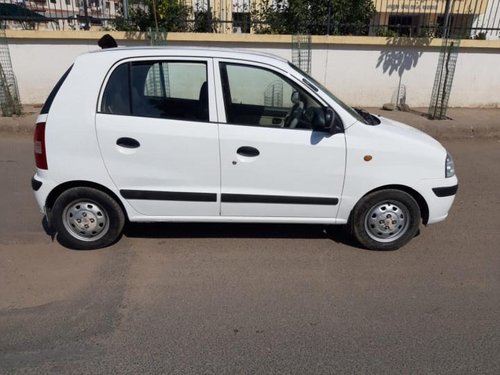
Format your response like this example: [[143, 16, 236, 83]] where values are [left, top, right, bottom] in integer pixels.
[[116, 137, 140, 149], [237, 146, 260, 157]]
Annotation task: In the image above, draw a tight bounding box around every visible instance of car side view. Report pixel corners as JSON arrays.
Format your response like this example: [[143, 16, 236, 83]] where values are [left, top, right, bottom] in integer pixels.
[[32, 47, 458, 250]]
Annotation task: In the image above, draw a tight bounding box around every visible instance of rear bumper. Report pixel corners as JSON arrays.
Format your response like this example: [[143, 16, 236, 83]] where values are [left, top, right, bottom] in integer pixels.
[[31, 176, 42, 191], [32, 173, 56, 215]]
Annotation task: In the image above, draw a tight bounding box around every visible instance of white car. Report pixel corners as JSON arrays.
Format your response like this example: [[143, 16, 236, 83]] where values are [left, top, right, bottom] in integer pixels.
[[32, 47, 458, 250]]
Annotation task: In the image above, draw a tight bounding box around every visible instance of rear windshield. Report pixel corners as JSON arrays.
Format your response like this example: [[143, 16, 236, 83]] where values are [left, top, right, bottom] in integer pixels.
[[40, 65, 73, 115]]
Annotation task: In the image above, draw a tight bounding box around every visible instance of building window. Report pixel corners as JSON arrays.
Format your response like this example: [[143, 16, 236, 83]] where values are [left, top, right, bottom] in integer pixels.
[[232, 0, 250, 12], [193, 0, 208, 12], [232, 12, 250, 33], [388, 15, 420, 37]]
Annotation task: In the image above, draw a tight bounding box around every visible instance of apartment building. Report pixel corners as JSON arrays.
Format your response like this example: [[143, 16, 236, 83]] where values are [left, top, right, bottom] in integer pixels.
[[1, 0, 498, 37], [184, 0, 499, 38], [372, 0, 496, 38]]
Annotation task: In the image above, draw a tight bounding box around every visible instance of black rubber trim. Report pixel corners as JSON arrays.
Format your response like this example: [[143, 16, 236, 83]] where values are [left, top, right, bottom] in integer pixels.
[[221, 193, 338, 205], [31, 176, 42, 191], [41, 65, 73, 114], [432, 185, 458, 197], [121, 190, 217, 202]]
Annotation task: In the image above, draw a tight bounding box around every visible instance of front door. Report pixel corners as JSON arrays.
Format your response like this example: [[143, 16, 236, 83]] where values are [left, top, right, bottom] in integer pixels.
[[216, 61, 346, 219], [96, 58, 220, 217]]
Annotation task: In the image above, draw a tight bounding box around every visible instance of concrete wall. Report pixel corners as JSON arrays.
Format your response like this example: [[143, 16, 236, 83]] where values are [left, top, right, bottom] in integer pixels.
[[6, 31, 500, 108]]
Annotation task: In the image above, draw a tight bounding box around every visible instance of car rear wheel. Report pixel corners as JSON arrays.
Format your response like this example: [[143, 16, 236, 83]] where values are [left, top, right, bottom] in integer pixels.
[[52, 187, 125, 250], [350, 189, 421, 250]]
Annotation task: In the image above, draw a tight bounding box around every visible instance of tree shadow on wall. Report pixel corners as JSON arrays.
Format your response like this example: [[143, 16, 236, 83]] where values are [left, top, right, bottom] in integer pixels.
[[376, 37, 432, 108]]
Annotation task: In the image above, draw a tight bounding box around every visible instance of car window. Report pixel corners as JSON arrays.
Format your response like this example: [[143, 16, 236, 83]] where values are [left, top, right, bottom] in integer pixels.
[[220, 62, 321, 129], [101, 61, 209, 122], [101, 63, 131, 116], [288, 62, 366, 125]]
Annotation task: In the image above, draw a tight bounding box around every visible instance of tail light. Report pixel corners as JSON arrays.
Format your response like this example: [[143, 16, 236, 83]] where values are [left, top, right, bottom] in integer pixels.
[[34, 122, 48, 170]]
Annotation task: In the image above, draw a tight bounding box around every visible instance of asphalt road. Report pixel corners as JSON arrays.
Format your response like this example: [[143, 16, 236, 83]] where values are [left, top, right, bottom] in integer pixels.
[[1, 135, 499, 374]]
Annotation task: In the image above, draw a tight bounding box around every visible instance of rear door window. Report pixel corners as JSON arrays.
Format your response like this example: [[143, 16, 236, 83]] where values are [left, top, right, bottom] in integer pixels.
[[101, 63, 131, 116], [101, 61, 209, 122]]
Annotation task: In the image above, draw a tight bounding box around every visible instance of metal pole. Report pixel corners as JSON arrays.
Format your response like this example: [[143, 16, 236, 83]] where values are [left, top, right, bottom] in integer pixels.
[[207, 0, 212, 32], [442, 0, 453, 38], [83, 0, 90, 30], [326, 0, 332, 35], [123, 0, 129, 19], [152, 0, 159, 32]]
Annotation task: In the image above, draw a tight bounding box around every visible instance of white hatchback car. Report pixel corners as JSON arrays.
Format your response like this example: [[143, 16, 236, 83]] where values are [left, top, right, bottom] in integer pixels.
[[32, 47, 457, 250]]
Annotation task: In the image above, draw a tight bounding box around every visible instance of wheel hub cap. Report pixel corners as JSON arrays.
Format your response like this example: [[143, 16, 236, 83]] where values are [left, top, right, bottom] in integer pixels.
[[365, 202, 409, 243], [64, 201, 109, 241]]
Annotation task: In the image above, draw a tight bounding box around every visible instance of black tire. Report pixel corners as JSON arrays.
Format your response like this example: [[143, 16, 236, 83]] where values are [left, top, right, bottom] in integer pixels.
[[350, 189, 421, 251], [52, 187, 125, 250]]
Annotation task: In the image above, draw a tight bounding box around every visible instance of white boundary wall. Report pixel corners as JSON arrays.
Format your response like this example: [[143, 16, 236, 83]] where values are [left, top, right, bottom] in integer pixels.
[[7, 32, 500, 108]]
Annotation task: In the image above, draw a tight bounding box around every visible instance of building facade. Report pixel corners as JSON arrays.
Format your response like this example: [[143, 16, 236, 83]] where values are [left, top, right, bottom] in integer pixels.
[[1, 0, 498, 37], [372, 0, 494, 38], [183, 0, 499, 38]]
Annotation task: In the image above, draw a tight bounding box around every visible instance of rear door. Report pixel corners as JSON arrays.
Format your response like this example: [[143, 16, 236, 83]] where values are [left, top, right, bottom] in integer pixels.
[[96, 57, 220, 217]]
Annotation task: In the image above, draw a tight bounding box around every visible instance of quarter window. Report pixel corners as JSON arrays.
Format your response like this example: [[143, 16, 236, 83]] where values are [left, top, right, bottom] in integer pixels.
[[101, 63, 130, 116], [101, 61, 209, 122]]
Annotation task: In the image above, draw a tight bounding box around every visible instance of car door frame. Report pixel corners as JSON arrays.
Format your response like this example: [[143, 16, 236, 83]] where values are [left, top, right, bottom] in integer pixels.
[[213, 57, 347, 222], [95, 55, 222, 220]]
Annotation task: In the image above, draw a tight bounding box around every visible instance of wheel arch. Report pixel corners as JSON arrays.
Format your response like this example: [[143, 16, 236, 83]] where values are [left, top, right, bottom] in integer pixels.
[[45, 181, 128, 221], [358, 184, 430, 225]]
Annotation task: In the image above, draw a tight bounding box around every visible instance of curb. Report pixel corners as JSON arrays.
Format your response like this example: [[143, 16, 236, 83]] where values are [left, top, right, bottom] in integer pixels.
[[412, 123, 500, 140], [0, 117, 36, 135]]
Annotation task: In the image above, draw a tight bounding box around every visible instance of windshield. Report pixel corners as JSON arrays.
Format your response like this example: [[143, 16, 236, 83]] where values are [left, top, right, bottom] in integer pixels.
[[288, 62, 369, 125]]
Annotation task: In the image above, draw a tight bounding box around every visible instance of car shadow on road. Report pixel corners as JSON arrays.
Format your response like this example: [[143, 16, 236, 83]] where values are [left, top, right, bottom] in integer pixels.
[[123, 222, 362, 249]]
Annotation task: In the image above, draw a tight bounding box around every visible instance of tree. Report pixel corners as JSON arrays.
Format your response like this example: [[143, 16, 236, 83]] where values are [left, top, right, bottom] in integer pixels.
[[252, 0, 376, 35], [113, 0, 191, 32]]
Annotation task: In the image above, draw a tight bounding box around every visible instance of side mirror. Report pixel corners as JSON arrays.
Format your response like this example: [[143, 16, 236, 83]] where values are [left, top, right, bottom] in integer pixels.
[[325, 108, 335, 130], [310, 108, 326, 131], [307, 107, 337, 132]]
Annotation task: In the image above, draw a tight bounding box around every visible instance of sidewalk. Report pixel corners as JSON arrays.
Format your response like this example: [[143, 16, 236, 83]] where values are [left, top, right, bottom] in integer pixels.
[[1, 105, 499, 140], [369, 107, 500, 140]]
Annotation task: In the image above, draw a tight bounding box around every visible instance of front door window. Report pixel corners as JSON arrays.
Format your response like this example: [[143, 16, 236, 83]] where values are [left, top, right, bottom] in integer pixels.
[[220, 63, 321, 129]]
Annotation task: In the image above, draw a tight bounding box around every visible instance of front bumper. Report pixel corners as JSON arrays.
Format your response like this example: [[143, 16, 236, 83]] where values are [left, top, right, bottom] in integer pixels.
[[419, 176, 458, 224], [433, 185, 458, 197]]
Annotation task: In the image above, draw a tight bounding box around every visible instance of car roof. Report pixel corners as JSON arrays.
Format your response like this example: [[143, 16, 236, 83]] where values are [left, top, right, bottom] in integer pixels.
[[84, 46, 290, 66]]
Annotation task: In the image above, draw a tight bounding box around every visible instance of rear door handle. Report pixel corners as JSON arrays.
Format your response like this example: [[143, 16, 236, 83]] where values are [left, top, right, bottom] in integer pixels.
[[237, 146, 260, 157], [116, 137, 140, 149]]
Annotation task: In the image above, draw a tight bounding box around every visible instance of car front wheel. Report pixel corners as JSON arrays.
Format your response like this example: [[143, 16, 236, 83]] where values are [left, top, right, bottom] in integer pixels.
[[350, 189, 421, 250], [51, 187, 125, 250]]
